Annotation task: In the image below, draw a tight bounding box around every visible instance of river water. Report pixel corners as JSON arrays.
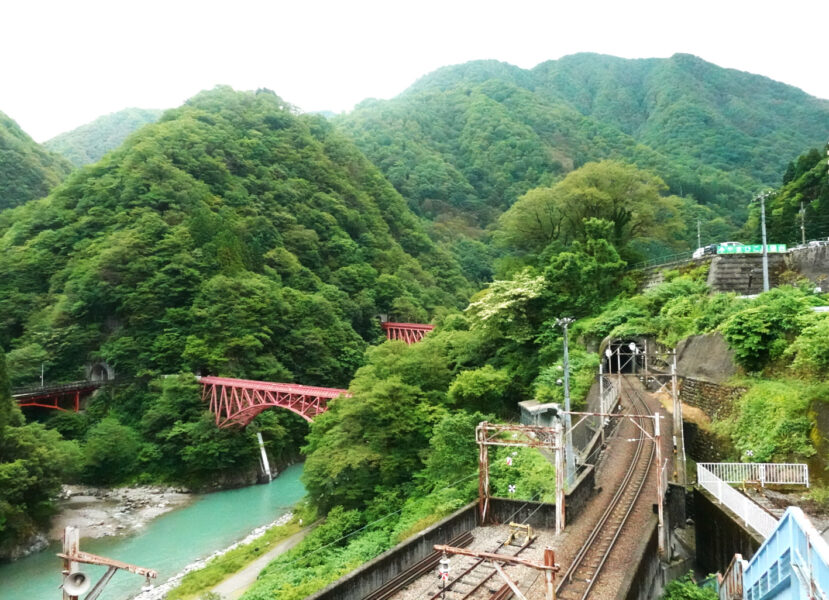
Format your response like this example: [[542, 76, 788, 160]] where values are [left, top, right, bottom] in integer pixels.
[[2, 463, 305, 600]]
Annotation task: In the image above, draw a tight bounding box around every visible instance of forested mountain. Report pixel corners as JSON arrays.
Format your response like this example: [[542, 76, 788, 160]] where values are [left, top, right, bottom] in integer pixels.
[[337, 53, 829, 231], [45, 107, 163, 166], [0, 86, 471, 389], [0, 111, 72, 211], [751, 144, 829, 244]]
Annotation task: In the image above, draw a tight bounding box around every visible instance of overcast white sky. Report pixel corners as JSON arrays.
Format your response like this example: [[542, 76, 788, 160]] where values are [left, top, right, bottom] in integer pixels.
[[4, 0, 829, 142]]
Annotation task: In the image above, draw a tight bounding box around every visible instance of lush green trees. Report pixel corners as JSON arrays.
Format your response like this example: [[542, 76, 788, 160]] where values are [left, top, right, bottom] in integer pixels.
[[720, 287, 813, 372], [339, 53, 829, 244], [0, 347, 80, 554], [661, 574, 717, 600], [499, 162, 683, 259], [44, 108, 163, 166], [753, 144, 829, 245], [0, 111, 72, 210]]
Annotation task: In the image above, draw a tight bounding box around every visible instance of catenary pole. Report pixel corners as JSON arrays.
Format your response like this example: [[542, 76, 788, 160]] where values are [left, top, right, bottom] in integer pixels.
[[556, 318, 576, 487]]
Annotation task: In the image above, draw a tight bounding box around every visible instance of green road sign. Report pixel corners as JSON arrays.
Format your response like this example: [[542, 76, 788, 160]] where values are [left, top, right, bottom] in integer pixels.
[[717, 244, 787, 254]]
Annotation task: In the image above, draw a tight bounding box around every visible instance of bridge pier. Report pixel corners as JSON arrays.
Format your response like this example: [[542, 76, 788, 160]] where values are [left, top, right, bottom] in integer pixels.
[[256, 432, 273, 483]]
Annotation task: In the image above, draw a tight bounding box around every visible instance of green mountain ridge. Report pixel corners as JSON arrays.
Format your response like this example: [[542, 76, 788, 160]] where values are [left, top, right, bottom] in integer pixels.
[[0, 86, 471, 389], [339, 53, 829, 231], [44, 107, 164, 166], [0, 111, 73, 211]]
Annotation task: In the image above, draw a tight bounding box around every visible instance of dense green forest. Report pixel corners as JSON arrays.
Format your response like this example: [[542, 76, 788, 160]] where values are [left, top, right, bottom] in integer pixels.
[[338, 54, 829, 239], [44, 107, 163, 166], [1, 52, 828, 595], [747, 144, 829, 244], [0, 86, 479, 552], [0, 86, 471, 390], [0, 111, 72, 211]]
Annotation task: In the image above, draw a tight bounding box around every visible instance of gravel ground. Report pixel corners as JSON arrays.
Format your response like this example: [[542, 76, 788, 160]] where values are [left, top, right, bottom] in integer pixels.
[[388, 375, 669, 600]]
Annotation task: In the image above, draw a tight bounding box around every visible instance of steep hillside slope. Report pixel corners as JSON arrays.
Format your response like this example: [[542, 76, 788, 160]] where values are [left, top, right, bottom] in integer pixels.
[[0, 111, 72, 210], [45, 107, 163, 166], [338, 54, 829, 229], [0, 87, 471, 387], [531, 53, 829, 184]]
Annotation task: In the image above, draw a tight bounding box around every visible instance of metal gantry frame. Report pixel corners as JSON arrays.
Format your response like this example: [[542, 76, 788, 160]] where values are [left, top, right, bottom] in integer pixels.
[[562, 409, 667, 554], [433, 544, 560, 600], [605, 342, 687, 485], [476, 422, 565, 534]]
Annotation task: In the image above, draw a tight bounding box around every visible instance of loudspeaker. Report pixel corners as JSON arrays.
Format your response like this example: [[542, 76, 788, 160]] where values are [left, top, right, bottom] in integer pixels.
[[63, 570, 91, 596]]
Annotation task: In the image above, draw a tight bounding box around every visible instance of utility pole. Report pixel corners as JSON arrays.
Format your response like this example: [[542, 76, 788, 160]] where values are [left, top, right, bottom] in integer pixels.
[[755, 191, 771, 292], [671, 351, 686, 484], [800, 201, 806, 246], [556, 318, 576, 487], [697, 219, 701, 249]]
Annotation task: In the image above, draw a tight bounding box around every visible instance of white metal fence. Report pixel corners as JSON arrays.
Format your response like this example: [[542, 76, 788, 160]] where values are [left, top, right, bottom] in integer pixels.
[[698, 462, 809, 488], [697, 464, 780, 539], [599, 376, 620, 425]]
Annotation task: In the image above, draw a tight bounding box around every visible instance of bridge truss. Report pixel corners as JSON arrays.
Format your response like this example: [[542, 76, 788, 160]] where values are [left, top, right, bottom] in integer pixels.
[[199, 376, 350, 427], [381, 322, 434, 344], [13, 381, 103, 412]]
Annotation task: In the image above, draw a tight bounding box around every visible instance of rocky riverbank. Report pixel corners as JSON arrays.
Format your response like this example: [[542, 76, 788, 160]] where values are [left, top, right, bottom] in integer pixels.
[[1, 485, 193, 561], [49, 484, 193, 540]]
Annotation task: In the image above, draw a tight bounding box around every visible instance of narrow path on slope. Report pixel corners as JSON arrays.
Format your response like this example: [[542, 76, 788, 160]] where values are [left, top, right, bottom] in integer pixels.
[[211, 526, 313, 599]]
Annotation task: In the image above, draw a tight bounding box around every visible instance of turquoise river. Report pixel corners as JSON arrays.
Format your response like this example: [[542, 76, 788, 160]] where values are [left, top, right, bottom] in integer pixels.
[[2, 463, 305, 600]]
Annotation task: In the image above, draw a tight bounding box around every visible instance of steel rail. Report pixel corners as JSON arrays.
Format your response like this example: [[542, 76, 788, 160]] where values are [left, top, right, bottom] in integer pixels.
[[364, 531, 475, 600], [555, 375, 656, 600], [450, 537, 536, 600]]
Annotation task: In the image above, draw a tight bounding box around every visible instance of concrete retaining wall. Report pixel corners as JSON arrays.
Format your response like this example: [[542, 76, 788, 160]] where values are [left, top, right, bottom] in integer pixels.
[[305, 502, 478, 600], [707, 254, 788, 294], [683, 421, 732, 463], [693, 487, 763, 575], [307, 462, 596, 600], [487, 464, 595, 529]]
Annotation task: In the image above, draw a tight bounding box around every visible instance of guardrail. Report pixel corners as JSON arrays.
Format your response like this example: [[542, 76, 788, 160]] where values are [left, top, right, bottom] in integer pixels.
[[698, 463, 809, 488], [629, 251, 695, 271], [719, 553, 749, 600], [697, 464, 779, 539], [11, 380, 103, 398], [598, 375, 620, 427], [742, 507, 829, 600]]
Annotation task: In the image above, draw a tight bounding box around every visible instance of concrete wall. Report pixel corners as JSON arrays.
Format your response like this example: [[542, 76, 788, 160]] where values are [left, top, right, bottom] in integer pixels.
[[707, 254, 788, 294], [679, 376, 743, 462], [306, 502, 478, 600], [488, 464, 595, 529], [640, 257, 712, 291], [693, 487, 763, 575], [683, 421, 732, 462], [307, 461, 596, 600], [638, 247, 829, 294]]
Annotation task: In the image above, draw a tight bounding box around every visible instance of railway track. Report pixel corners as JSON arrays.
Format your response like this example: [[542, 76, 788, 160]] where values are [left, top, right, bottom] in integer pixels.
[[429, 536, 536, 600], [554, 375, 656, 600]]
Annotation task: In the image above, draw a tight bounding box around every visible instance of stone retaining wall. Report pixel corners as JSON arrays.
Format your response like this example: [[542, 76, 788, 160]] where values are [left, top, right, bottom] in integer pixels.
[[679, 377, 745, 421]]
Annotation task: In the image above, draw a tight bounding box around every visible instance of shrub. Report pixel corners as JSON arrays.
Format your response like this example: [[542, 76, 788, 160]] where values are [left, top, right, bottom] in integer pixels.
[[729, 382, 816, 462], [720, 287, 811, 372]]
